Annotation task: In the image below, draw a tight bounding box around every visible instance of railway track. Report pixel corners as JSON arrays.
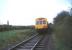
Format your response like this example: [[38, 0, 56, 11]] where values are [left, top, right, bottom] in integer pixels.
[[33, 34, 55, 50], [9, 34, 43, 50], [8, 33, 55, 50]]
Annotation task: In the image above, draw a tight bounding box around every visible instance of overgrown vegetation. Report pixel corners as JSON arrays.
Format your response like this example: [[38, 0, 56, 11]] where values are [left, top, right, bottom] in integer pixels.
[[53, 10, 72, 50], [0, 28, 37, 50]]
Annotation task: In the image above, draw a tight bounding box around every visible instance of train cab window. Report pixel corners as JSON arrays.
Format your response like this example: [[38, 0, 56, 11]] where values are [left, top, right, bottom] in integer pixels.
[[36, 20, 42, 24], [43, 21, 46, 24], [39, 21, 42, 24], [36, 21, 39, 24]]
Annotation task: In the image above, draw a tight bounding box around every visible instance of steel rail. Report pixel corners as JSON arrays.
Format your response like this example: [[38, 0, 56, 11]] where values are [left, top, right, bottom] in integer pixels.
[[8, 34, 39, 50]]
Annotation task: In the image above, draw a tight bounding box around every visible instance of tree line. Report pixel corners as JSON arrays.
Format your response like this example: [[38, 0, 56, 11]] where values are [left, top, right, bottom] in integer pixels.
[[0, 25, 34, 32], [53, 9, 72, 50]]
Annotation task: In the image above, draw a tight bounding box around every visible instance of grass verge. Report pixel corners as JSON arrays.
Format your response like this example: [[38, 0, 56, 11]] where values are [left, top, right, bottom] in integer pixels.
[[0, 29, 37, 49], [52, 34, 65, 50]]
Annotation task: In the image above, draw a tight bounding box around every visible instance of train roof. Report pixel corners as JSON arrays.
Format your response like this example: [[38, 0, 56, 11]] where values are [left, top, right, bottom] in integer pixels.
[[36, 18, 47, 20]]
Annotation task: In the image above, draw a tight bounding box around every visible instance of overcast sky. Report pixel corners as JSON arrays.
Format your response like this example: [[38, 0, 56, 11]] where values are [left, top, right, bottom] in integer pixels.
[[0, 0, 71, 25]]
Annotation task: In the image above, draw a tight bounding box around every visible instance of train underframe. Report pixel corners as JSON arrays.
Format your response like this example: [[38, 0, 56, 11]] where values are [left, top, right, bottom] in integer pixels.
[[36, 28, 48, 34]]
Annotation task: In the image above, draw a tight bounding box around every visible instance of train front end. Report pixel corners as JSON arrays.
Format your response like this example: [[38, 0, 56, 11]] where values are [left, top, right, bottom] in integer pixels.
[[35, 18, 48, 34]]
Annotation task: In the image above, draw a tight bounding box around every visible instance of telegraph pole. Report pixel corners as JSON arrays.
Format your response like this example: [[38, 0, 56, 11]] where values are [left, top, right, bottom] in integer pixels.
[[7, 20, 9, 25], [70, 8, 72, 16]]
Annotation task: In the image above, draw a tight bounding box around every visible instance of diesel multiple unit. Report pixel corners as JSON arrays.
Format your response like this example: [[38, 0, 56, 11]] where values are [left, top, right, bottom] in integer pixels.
[[35, 18, 48, 33]]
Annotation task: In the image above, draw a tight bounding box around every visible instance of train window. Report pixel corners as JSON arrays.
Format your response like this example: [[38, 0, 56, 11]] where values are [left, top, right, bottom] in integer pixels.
[[36, 21, 39, 24], [39, 21, 42, 24], [43, 21, 46, 24], [36, 20, 42, 24]]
